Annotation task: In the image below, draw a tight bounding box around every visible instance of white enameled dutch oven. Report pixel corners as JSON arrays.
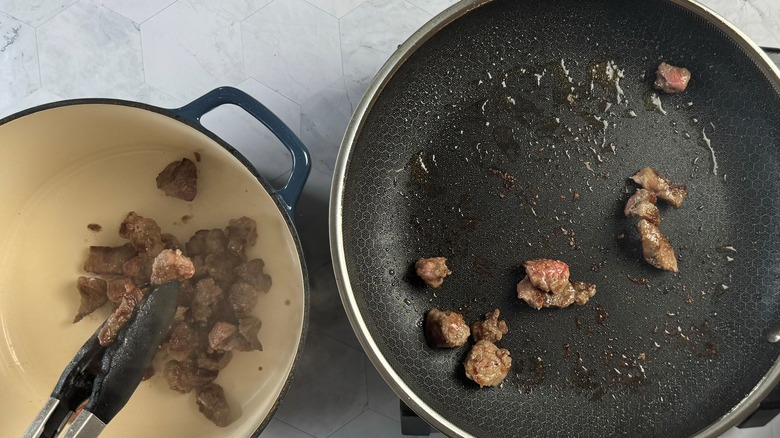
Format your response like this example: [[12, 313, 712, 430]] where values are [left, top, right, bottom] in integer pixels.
[[0, 87, 310, 437]]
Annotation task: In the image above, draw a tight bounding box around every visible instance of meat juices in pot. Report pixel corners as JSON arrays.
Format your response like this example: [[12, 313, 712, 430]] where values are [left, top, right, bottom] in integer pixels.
[[415, 257, 452, 288], [463, 340, 512, 387]]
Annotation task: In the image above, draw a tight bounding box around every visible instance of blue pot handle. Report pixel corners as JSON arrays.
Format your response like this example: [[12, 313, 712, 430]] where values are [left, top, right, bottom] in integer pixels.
[[173, 87, 311, 216]]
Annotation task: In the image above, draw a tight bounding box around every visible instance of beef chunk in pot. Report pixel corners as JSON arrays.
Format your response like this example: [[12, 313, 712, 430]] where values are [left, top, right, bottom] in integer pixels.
[[234, 259, 272, 292], [425, 308, 470, 348], [164, 359, 218, 393], [228, 282, 259, 316], [106, 277, 138, 303], [237, 316, 262, 352], [523, 259, 570, 294], [637, 219, 678, 272], [156, 158, 198, 202], [98, 284, 144, 346], [197, 349, 233, 371], [178, 280, 197, 307], [74, 277, 108, 323], [151, 249, 195, 284], [208, 322, 240, 351], [415, 257, 452, 288], [630, 167, 688, 208], [205, 253, 242, 290], [654, 62, 691, 94], [192, 278, 223, 323], [225, 217, 257, 255], [168, 322, 199, 361], [83, 243, 137, 275], [471, 309, 508, 343], [119, 211, 164, 255], [196, 383, 232, 427], [463, 340, 512, 388], [186, 229, 227, 257], [161, 233, 183, 251]]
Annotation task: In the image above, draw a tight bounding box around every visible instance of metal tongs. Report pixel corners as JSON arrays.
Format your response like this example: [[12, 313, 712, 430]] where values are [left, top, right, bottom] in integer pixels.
[[23, 281, 180, 438]]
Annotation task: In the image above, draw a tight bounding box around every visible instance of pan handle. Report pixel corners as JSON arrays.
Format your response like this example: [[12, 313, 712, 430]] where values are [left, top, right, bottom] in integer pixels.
[[173, 87, 311, 215]]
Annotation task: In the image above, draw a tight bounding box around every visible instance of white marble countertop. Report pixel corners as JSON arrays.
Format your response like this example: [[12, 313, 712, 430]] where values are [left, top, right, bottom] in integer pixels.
[[1, 0, 779, 437]]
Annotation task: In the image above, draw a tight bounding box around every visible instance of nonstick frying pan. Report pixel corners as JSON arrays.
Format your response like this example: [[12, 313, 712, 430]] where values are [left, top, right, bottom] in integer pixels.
[[331, 0, 780, 437]]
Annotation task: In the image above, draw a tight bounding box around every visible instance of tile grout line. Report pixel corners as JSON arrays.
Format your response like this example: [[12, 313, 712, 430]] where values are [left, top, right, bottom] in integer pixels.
[[272, 417, 317, 438], [140, 0, 179, 26]]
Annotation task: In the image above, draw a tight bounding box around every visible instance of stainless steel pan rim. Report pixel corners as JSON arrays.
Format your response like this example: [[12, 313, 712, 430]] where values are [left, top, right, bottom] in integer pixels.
[[329, 0, 780, 437]]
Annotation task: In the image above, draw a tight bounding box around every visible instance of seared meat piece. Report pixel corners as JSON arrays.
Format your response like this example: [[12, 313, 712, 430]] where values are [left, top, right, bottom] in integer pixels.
[[424, 308, 470, 348], [98, 283, 144, 346], [463, 340, 512, 388], [208, 321, 240, 350], [516, 276, 576, 310], [161, 233, 183, 251], [192, 278, 223, 323], [470, 309, 509, 343], [196, 383, 232, 427], [205, 253, 242, 290], [228, 281, 259, 316], [190, 255, 209, 279], [654, 62, 691, 94], [197, 349, 233, 371], [151, 249, 195, 284], [122, 254, 154, 284], [631, 167, 688, 208], [173, 305, 189, 323], [83, 243, 137, 275], [234, 259, 272, 292], [523, 259, 570, 294], [237, 316, 263, 352], [164, 359, 218, 393], [571, 281, 597, 306], [226, 217, 258, 255], [74, 277, 108, 323], [106, 277, 138, 303], [638, 219, 678, 272], [168, 322, 199, 361], [178, 280, 197, 307], [119, 211, 164, 255], [186, 229, 227, 257], [415, 257, 452, 288], [156, 158, 198, 202], [624, 188, 660, 225]]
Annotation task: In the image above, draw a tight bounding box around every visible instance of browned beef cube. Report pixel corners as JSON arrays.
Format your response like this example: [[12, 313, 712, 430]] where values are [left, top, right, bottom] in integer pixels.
[[415, 257, 451, 288], [228, 282, 259, 316], [470, 309, 509, 343], [208, 321, 240, 350], [74, 277, 108, 323], [237, 316, 262, 352], [463, 340, 512, 388], [168, 322, 199, 361], [234, 259, 272, 292], [178, 280, 197, 307], [119, 211, 164, 255], [197, 349, 233, 371], [195, 383, 232, 427], [161, 233, 183, 251], [164, 360, 218, 394], [186, 229, 227, 257], [106, 277, 137, 303], [205, 253, 242, 290], [83, 243, 137, 275], [122, 254, 154, 284], [424, 308, 470, 348], [190, 255, 208, 279], [156, 158, 198, 202], [98, 284, 144, 346], [151, 249, 195, 284], [192, 278, 223, 323], [225, 217, 258, 255]]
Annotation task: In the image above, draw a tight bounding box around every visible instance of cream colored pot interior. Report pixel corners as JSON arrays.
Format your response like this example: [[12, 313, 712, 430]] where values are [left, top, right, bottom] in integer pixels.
[[0, 104, 305, 437]]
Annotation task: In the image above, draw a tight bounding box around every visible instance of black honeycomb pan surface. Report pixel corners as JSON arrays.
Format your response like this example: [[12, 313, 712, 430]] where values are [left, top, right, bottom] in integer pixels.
[[339, 0, 780, 436]]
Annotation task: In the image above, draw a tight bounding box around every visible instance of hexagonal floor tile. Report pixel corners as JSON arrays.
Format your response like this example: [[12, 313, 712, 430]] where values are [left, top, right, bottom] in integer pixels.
[[340, 0, 431, 104], [37, 1, 144, 98], [300, 77, 353, 175], [329, 410, 403, 438], [273, 330, 367, 437], [141, 0, 245, 102], [0, 0, 76, 27], [199, 77, 300, 184], [259, 418, 313, 438], [92, 0, 176, 24], [0, 11, 39, 115], [0, 89, 61, 120], [302, 0, 366, 18], [243, 0, 342, 104]]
